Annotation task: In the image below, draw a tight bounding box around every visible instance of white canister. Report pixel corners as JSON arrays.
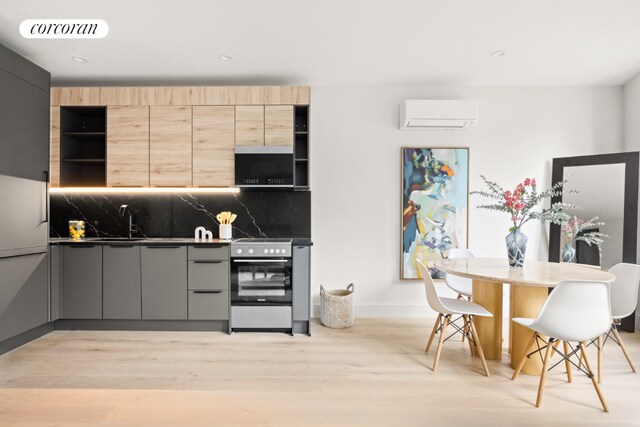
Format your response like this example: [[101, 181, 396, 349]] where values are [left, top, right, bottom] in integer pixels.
[[219, 224, 232, 240]]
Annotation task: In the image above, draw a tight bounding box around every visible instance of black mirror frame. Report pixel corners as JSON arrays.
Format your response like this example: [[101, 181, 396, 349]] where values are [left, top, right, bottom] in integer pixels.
[[549, 151, 639, 331]]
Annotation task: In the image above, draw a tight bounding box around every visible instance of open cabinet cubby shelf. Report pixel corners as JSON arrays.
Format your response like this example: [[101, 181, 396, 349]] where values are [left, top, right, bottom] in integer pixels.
[[59, 106, 107, 187], [294, 105, 309, 189]]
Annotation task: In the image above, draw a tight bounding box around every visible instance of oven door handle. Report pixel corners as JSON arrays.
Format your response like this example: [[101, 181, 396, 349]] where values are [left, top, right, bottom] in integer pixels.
[[232, 259, 289, 263]]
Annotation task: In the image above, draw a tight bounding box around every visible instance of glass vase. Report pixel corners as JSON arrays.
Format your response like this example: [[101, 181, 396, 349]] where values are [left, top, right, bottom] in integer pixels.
[[562, 242, 576, 263], [505, 228, 528, 267]]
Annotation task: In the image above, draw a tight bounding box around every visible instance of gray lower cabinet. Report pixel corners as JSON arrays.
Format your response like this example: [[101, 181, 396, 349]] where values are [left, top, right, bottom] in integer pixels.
[[50, 246, 63, 321], [188, 291, 229, 320], [292, 245, 310, 321], [187, 246, 229, 320], [188, 261, 229, 291], [141, 246, 187, 320], [0, 252, 48, 341], [63, 245, 103, 319], [103, 246, 142, 319]]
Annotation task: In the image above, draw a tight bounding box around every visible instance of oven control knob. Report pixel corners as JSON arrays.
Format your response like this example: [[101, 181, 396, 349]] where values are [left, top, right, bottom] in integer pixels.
[[280, 248, 286, 255], [248, 249, 254, 254], [269, 249, 274, 254], [275, 249, 280, 254], [236, 249, 242, 254], [263, 249, 269, 254]]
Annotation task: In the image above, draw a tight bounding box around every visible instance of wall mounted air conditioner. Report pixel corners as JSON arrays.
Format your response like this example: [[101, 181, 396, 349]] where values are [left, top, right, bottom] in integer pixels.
[[399, 99, 478, 130]]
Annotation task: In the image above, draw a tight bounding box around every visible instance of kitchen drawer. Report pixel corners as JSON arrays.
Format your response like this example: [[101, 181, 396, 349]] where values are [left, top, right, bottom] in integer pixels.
[[188, 290, 229, 320], [187, 245, 229, 261], [188, 260, 229, 290]]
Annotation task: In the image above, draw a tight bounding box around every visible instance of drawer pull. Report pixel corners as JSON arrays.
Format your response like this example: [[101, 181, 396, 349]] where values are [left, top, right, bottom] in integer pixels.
[[192, 260, 225, 264], [69, 245, 95, 248], [145, 246, 181, 249], [109, 245, 134, 248], [192, 290, 223, 294]]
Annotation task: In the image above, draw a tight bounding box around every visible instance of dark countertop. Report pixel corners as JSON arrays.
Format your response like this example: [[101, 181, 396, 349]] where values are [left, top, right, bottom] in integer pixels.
[[49, 237, 231, 246], [50, 237, 313, 246], [292, 238, 314, 247]]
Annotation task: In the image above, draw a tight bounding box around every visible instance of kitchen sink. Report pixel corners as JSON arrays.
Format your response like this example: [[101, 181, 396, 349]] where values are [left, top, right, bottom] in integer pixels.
[[94, 238, 146, 242]]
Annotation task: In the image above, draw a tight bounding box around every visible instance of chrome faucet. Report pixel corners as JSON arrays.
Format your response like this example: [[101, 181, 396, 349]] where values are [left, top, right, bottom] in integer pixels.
[[118, 204, 138, 239]]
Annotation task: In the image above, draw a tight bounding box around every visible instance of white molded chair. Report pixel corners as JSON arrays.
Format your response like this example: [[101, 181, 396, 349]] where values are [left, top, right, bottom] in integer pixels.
[[592, 263, 640, 382], [445, 248, 474, 299], [417, 260, 492, 376], [512, 281, 611, 412]]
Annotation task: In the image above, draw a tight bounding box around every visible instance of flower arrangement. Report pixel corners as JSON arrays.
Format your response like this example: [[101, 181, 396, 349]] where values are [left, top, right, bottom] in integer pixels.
[[562, 216, 607, 248], [471, 175, 572, 231]]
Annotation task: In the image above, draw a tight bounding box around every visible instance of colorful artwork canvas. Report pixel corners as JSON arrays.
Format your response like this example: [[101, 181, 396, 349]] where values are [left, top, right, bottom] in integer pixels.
[[402, 148, 469, 279]]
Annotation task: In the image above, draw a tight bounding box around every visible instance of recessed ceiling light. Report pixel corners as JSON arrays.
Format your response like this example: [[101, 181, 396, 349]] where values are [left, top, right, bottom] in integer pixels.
[[218, 55, 233, 61], [490, 50, 507, 58], [72, 56, 87, 63]]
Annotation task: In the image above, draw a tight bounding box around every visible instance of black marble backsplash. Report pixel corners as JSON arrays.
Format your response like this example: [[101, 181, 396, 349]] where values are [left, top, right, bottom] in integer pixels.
[[50, 191, 311, 239]]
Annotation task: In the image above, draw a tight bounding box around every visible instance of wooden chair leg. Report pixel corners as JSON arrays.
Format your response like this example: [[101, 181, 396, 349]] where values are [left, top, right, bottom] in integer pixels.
[[432, 315, 450, 372], [563, 341, 572, 383], [469, 318, 490, 377], [463, 315, 475, 356], [612, 326, 637, 373], [512, 332, 537, 381], [535, 338, 555, 408], [597, 335, 603, 383], [425, 313, 442, 353], [579, 342, 609, 412]]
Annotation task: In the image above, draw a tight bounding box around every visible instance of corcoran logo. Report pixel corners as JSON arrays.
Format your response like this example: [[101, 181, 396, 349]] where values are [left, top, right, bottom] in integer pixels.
[[20, 19, 109, 39]]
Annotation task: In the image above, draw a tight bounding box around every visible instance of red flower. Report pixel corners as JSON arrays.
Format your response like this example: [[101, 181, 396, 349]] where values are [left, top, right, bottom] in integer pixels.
[[524, 178, 531, 186]]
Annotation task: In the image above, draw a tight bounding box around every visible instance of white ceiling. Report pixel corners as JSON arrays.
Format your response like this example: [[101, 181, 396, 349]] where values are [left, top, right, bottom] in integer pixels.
[[2, 0, 640, 86]]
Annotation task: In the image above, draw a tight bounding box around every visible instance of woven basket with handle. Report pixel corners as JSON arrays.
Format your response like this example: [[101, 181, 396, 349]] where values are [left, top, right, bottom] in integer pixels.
[[320, 283, 354, 329]]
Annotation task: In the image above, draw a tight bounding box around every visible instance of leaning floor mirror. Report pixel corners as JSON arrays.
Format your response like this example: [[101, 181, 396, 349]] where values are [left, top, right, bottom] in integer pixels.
[[549, 151, 639, 331]]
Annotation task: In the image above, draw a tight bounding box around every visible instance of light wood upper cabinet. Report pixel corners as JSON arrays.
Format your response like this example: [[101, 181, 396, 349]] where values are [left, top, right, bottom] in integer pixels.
[[235, 106, 264, 146], [50, 107, 60, 187], [149, 106, 192, 187], [192, 106, 235, 187], [107, 106, 150, 187], [265, 106, 294, 146], [51, 87, 101, 106], [152, 87, 206, 105], [101, 87, 153, 106]]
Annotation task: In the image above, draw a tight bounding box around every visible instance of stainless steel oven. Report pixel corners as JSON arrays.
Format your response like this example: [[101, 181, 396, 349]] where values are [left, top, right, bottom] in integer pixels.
[[230, 239, 294, 331]]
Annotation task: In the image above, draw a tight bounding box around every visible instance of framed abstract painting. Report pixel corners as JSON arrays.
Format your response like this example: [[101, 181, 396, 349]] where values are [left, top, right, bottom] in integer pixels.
[[401, 147, 469, 280]]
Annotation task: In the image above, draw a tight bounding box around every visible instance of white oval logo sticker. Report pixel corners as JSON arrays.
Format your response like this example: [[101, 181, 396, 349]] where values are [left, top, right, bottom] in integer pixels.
[[20, 19, 109, 39]]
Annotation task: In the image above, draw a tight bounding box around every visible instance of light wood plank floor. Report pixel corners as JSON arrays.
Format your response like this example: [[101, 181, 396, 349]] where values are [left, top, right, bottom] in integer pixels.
[[0, 318, 639, 426]]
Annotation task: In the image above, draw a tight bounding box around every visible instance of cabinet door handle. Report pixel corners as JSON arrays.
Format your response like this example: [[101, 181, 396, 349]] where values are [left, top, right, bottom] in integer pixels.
[[109, 245, 134, 248], [192, 260, 224, 264], [69, 245, 95, 248], [145, 246, 181, 249], [192, 290, 223, 294], [42, 171, 49, 223]]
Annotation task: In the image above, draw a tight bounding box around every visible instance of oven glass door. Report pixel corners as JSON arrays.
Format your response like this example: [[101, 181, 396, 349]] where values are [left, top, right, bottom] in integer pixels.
[[231, 258, 292, 305]]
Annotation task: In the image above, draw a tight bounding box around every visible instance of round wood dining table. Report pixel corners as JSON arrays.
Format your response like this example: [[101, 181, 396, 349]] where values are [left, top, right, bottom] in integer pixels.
[[434, 257, 615, 375]]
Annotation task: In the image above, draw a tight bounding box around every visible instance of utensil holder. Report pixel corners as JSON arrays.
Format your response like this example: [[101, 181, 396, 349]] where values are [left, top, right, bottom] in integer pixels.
[[219, 224, 232, 240]]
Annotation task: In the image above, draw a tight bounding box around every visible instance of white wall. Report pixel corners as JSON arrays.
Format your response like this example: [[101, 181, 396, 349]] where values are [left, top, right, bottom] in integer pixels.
[[623, 72, 640, 328], [624, 71, 640, 152], [311, 85, 623, 317]]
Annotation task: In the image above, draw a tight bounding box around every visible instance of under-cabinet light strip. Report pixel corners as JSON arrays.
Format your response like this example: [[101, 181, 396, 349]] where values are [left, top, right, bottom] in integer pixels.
[[49, 187, 240, 194]]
